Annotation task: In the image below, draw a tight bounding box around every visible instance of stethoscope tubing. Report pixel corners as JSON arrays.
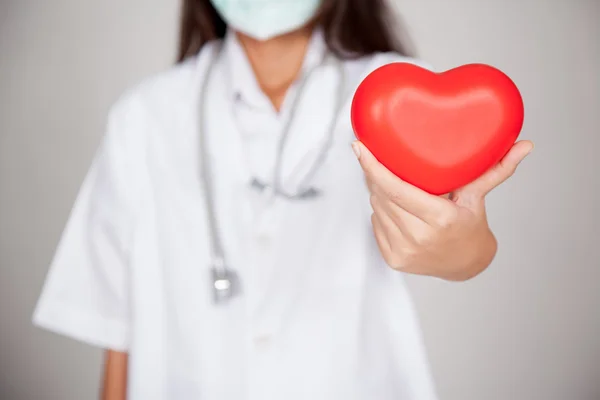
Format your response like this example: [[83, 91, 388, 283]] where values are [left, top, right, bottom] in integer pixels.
[[197, 41, 346, 304]]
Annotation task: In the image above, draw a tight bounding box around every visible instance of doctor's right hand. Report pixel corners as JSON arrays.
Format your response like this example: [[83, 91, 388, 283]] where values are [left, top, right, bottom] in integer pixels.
[[352, 139, 533, 282]]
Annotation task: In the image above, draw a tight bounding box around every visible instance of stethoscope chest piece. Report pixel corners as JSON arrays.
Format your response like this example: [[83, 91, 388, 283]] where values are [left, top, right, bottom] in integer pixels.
[[210, 258, 240, 304]]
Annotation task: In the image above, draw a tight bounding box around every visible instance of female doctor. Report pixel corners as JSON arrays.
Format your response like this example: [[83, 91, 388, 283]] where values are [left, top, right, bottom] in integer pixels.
[[33, 0, 533, 399]]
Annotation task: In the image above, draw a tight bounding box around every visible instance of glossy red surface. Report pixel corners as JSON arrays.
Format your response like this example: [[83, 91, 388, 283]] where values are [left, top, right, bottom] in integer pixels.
[[351, 63, 524, 194]]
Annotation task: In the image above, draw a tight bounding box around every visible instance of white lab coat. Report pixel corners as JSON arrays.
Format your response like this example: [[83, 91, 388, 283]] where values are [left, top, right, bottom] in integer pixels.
[[33, 29, 438, 400]]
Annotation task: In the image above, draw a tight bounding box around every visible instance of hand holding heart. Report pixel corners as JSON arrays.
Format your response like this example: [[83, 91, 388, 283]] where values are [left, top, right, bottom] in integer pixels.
[[350, 62, 531, 280], [353, 139, 533, 281]]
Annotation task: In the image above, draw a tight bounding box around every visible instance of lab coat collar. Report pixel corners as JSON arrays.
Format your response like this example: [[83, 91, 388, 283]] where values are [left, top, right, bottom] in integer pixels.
[[223, 27, 328, 108]]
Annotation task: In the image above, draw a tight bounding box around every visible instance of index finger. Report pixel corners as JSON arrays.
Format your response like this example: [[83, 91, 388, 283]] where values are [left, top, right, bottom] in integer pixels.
[[352, 141, 450, 224]]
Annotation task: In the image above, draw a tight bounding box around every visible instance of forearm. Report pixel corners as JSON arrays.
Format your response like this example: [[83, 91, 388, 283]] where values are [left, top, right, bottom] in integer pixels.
[[101, 350, 128, 400]]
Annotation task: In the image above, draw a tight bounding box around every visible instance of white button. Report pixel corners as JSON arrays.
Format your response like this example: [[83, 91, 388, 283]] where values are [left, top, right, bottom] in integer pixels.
[[254, 233, 271, 248], [253, 334, 272, 350]]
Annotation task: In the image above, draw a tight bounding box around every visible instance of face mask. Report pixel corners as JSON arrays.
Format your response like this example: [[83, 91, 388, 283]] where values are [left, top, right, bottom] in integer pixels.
[[210, 0, 321, 41]]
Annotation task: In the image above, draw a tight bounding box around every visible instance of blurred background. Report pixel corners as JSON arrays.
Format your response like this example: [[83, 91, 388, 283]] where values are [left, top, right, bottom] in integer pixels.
[[1, 0, 599, 399]]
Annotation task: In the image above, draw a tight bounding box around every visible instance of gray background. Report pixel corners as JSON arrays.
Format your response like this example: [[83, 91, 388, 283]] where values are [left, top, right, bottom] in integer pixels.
[[1, 0, 599, 399]]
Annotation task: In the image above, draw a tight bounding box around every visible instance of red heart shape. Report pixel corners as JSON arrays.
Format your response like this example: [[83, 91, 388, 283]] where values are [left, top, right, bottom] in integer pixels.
[[351, 63, 524, 195]]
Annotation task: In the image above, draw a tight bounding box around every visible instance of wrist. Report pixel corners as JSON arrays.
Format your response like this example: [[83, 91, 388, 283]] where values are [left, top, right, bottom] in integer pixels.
[[445, 229, 498, 282]]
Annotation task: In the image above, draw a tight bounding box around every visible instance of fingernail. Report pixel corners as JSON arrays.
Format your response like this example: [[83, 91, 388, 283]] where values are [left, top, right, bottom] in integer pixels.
[[351, 142, 361, 159], [518, 146, 534, 166]]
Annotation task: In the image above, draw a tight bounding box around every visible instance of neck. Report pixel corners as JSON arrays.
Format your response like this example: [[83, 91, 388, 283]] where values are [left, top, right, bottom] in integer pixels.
[[236, 27, 313, 110]]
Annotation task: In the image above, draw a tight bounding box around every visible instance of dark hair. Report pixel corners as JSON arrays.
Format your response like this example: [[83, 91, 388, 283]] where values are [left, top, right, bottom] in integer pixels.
[[177, 0, 414, 63]]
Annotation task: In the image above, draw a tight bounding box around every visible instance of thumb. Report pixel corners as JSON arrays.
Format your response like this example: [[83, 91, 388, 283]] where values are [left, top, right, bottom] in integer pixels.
[[352, 141, 384, 178], [458, 140, 534, 199]]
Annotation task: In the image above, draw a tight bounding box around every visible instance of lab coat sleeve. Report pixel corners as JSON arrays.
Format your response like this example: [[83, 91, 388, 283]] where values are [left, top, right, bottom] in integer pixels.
[[32, 103, 141, 352]]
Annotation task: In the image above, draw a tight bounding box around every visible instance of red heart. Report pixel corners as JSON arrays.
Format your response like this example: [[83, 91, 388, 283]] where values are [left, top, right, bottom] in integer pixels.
[[351, 63, 524, 195]]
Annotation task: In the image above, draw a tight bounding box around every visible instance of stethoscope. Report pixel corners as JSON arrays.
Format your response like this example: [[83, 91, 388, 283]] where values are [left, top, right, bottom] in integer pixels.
[[197, 42, 347, 305]]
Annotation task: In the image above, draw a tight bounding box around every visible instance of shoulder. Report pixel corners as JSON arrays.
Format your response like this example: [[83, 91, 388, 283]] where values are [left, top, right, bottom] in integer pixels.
[[105, 40, 219, 139], [342, 51, 435, 104], [367, 52, 434, 71], [336, 52, 435, 129], [345, 51, 435, 87]]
